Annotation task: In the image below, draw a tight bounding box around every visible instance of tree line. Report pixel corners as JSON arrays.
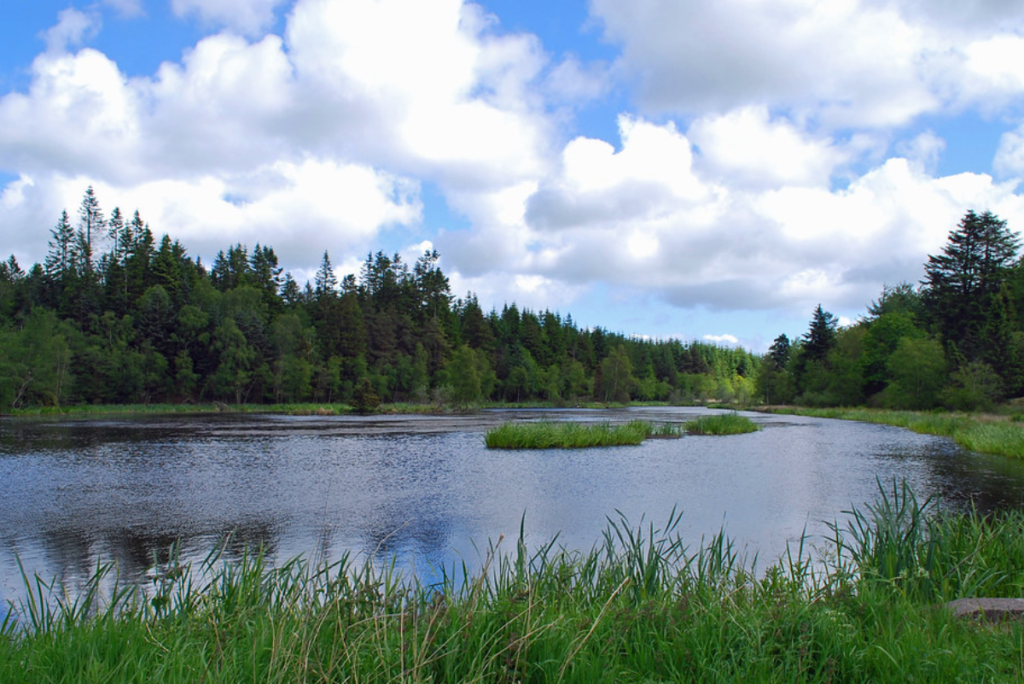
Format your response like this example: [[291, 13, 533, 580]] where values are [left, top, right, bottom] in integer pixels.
[[761, 210, 1024, 410], [0, 187, 759, 410]]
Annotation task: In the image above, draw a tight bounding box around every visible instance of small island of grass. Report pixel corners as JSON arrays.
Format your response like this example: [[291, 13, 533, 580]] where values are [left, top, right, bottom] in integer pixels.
[[485, 414, 760, 448], [485, 420, 652, 448], [683, 413, 760, 435]]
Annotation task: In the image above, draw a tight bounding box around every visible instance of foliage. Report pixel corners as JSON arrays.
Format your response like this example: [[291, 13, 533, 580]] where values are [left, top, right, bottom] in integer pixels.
[[0, 188, 759, 412], [763, 210, 1024, 411]]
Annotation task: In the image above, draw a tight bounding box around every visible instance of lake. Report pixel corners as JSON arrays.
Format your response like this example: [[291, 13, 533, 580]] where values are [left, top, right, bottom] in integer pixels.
[[4, 407, 1024, 610]]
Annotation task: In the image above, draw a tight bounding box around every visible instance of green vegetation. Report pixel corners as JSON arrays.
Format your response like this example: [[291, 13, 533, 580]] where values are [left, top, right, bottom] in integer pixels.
[[683, 412, 761, 435], [0, 187, 758, 414], [766, 407, 1024, 459], [484, 420, 652, 448], [758, 210, 1024, 414], [4, 484, 1024, 682]]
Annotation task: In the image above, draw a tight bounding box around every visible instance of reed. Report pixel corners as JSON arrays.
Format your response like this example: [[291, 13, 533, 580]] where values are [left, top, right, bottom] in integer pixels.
[[683, 412, 761, 435], [4, 486, 1024, 682], [484, 420, 653, 448]]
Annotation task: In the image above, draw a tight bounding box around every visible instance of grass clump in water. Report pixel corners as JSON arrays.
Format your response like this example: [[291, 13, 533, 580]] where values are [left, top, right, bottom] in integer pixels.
[[683, 412, 760, 435], [485, 420, 652, 448], [5, 483, 1024, 682]]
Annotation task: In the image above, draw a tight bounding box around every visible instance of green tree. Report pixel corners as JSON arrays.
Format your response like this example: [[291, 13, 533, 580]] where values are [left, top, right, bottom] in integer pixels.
[[881, 337, 947, 409], [598, 345, 636, 404], [446, 344, 495, 406], [802, 304, 838, 363], [923, 210, 1019, 358]]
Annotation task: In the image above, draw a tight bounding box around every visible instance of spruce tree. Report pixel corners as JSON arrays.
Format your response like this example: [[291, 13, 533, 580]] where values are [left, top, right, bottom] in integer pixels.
[[923, 210, 1019, 358]]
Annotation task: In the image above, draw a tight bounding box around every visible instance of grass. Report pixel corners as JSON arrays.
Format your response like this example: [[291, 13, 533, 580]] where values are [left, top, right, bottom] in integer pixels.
[[765, 407, 1024, 459], [485, 420, 653, 448], [683, 412, 761, 435], [4, 483, 1024, 682], [485, 415, 761, 448]]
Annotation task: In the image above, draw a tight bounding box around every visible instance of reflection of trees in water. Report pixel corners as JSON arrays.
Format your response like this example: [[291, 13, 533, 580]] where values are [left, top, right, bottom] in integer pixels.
[[36, 524, 95, 591], [921, 445, 1024, 513], [23, 518, 282, 591], [213, 520, 281, 562]]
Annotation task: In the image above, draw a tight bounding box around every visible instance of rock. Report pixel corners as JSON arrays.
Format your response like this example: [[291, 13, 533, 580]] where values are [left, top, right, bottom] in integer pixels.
[[947, 598, 1024, 621]]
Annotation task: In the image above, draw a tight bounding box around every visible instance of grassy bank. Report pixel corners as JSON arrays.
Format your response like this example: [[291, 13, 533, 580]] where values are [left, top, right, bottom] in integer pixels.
[[765, 407, 1024, 459], [4, 484, 1024, 682]]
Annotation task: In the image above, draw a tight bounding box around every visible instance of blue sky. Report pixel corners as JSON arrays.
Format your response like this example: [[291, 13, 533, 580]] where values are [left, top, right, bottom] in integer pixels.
[[4, 0, 1024, 351]]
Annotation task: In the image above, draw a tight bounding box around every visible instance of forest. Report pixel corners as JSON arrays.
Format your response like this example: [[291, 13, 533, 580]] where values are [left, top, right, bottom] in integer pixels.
[[0, 188, 758, 410], [759, 209, 1024, 411]]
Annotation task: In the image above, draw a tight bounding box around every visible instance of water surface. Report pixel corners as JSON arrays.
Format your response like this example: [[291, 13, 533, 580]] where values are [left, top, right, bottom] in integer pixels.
[[3, 407, 1024, 608]]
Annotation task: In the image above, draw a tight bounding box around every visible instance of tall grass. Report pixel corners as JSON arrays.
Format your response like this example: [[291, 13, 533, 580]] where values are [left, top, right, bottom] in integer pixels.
[[484, 420, 652, 448], [4, 484, 1024, 682], [683, 412, 761, 435]]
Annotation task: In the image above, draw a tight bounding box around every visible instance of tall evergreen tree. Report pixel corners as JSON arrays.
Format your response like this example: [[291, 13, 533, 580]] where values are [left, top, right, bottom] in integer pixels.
[[314, 251, 338, 299], [923, 210, 1019, 358], [45, 210, 75, 282], [802, 304, 838, 363], [77, 186, 104, 271]]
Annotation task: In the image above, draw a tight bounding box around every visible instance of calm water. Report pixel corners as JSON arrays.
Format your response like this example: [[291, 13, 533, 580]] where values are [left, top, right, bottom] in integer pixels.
[[4, 407, 1024, 609]]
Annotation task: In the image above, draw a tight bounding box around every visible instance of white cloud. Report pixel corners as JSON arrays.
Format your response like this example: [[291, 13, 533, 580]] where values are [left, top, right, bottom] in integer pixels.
[[0, 48, 141, 180], [0, 0, 554, 272], [704, 334, 740, 346], [688, 107, 846, 189], [2, 159, 420, 268], [42, 8, 100, 53], [895, 130, 945, 174], [589, 0, 938, 126], [171, 0, 288, 36], [994, 125, 1024, 177], [285, 0, 551, 188], [588, 0, 1024, 128], [7, 0, 1024, 339], [507, 117, 1024, 318]]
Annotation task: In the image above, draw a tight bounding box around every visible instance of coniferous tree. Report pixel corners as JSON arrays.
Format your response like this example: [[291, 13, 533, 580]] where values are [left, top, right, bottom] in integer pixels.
[[802, 305, 838, 363], [923, 210, 1020, 359], [314, 251, 338, 299], [77, 186, 104, 270]]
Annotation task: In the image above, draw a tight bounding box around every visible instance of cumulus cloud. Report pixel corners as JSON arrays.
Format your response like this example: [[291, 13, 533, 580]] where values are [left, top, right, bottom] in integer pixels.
[[4, 159, 420, 268], [688, 107, 846, 189], [589, 0, 938, 126], [0, 0, 553, 267], [510, 117, 1024, 317], [7, 0, 1024, 336], [588, 0, 1024, 128]]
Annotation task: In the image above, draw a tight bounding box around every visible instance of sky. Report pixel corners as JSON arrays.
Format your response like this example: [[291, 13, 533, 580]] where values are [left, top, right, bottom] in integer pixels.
[[4, 1, 1024, 351]]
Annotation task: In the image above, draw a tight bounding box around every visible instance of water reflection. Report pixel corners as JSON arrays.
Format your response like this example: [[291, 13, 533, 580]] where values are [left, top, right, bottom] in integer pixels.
[[4, 409, 1024, 608]]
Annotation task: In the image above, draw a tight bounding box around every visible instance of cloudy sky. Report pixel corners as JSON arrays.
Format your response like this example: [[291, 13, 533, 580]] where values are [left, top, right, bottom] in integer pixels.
[[4, 0, 1024, 350]]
